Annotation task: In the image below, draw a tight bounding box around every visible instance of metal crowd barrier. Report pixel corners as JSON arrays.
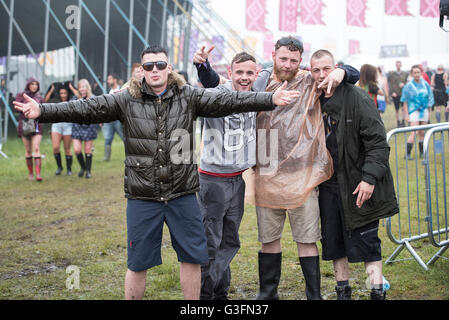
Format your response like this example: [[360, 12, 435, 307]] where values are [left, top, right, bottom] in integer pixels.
[[385, 122, 449, 270], [423, 124, 449, 266]]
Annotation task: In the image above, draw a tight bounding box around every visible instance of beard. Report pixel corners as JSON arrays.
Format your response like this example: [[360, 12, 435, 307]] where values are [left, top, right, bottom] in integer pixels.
[[273, 61, 299, 82]]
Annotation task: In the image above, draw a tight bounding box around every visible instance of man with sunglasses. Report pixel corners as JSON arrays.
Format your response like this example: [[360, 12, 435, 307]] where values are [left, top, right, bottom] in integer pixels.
[[13, 45, 300, 300], [194, 36, 359, 300]]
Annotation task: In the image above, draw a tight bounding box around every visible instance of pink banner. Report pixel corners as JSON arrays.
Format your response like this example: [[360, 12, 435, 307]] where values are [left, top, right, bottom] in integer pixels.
[[349, 39, 360, 55], [347, 0, 368, 27], [385, 0, 412, 16], [420, 0, 439, 17], [263, 32, 274, 61], [279, 0, 299, 32], [246, 0, 266, 32], [299, 0, 325, 25]]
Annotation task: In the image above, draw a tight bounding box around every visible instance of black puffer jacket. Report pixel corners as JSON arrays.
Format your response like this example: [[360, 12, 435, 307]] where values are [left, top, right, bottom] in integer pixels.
[[38, 72, 276, 201]]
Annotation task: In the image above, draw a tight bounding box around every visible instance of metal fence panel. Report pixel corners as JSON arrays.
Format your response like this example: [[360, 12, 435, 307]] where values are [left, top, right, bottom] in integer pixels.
[[385, 123, 449, 270]]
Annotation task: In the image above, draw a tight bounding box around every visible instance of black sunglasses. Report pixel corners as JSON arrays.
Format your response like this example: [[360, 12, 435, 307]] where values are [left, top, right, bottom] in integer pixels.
[[275, 37, 303, 51], [142, 61, 168, 71]]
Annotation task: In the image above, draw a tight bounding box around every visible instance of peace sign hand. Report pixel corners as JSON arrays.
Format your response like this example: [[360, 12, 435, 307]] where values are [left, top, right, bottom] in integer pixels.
[[193, 45, 215, 64]]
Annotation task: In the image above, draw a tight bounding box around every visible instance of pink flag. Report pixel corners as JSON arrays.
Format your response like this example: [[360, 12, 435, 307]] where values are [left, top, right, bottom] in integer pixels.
[[263, 32, 274, 61], [347, 0, 368, 27], [246, 0, 266, 32], [420, 0, 439, 17], [349, 39, 360, 55], [279, 0, 299, 32], [299, 0, 325, 25], [385, 0, 412, 16]]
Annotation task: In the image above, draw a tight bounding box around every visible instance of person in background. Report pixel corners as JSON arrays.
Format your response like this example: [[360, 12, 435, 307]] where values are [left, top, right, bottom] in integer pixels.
[[71, 79, 100, 178], [387, 61, 409, 127], [401, 65, 434, 160], [15, 77, 44, 181], [44, 83, 78, 176], [102, 74, 124, 161], [431, 64, 448, 123], [358, 64, 384, 111], [121, 63, 144, 90], [376, 66, 389, 114]]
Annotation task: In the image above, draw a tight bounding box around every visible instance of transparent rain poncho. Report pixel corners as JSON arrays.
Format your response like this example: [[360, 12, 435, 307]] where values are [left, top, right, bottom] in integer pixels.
[[244, 70, 334, 209]]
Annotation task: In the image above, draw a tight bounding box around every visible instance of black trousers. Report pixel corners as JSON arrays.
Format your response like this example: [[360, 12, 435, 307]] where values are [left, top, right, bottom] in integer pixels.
[[197, 173, 245, 300]]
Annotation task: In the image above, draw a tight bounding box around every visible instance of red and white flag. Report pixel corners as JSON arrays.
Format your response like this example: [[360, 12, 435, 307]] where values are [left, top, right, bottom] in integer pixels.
[[347, 0, 368, 27], [246, 0, 266, 32], [420, 0, 439, 17], [385, 0, 412, 16], [299, 0, 325, 25], [349, 39, 360, 55], [279, 0, 299, 32]]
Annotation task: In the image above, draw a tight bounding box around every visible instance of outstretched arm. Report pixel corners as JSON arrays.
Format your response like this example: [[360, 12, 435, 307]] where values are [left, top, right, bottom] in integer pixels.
[[14, 92, 127, 124], [192, 81, 299, 118]]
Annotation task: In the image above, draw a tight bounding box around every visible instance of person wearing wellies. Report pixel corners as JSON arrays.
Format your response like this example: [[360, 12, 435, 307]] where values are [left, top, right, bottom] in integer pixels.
[[44, 84, 78, 176], [13, 44, 300, 300], [401, 65, 434, 160], [430, 64, 448, 123], [15, 77, 44, 181], [310, 49, 399, 300], [71, 79, 100, 179]]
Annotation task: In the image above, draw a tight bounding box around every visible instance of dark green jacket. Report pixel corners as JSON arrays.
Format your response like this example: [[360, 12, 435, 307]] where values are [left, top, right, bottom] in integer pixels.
[[38, 73, 275, 202], [321, 83, 399, 230]]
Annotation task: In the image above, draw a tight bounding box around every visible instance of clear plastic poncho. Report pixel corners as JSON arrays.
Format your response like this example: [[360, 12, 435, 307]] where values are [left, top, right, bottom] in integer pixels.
[[244, 70, 334, 209]]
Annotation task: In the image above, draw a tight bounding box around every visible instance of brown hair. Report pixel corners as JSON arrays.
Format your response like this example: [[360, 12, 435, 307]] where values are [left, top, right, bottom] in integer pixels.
[[275, 36, 304, 54], [359, 64, 378, 87], [231, 51, 256, 66], [310, 49, 335, 64], [411, 64, 421, 73]]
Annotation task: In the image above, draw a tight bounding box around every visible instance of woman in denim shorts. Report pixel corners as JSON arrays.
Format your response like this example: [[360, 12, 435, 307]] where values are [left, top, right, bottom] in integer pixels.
[[45, 84, 77, 176]]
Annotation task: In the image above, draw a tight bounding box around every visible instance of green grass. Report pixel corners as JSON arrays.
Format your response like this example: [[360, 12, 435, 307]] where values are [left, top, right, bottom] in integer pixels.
[[0, 106, 448, 300]]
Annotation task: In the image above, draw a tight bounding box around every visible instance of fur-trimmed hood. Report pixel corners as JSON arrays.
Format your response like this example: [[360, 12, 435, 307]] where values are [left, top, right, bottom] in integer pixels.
[[127, 71, 186, 98]]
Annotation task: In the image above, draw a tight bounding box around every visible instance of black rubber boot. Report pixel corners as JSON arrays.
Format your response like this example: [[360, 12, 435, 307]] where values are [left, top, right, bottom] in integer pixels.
[[419, 141, 424, 158], [85, 153, 92, 179], [405, 142, 414, 160], [335, 284, 352, 300], [255, 252, 282, 300], [299, 256, 322, 300], [370, 288, 386, 300], [54, 153, 63, 175], [65, 155, 73, 176], [76, 153, 85, 178]]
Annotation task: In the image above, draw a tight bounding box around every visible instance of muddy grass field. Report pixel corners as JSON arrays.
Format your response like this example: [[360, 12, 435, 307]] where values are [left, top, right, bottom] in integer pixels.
[[1, 106, 448, 300]]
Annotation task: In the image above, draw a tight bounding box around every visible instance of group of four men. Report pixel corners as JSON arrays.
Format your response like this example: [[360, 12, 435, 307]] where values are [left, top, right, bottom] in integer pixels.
[[14, 35, 398, 301]]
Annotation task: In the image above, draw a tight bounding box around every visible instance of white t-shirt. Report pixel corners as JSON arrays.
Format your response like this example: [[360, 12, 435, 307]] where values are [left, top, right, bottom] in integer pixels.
[[109, 85, 121, 94]]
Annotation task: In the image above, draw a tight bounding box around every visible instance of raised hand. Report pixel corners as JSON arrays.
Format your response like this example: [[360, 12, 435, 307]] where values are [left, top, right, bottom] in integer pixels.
[[193, 45, 215, 64], [317, 68, 345, 95], [13, 94, 41, 119], [272, 81, 300, 106]]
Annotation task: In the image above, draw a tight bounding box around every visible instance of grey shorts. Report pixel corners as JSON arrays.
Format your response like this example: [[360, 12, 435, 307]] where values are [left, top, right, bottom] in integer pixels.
[[256, 188, 321, 244], [51, 122, 72, 136]]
